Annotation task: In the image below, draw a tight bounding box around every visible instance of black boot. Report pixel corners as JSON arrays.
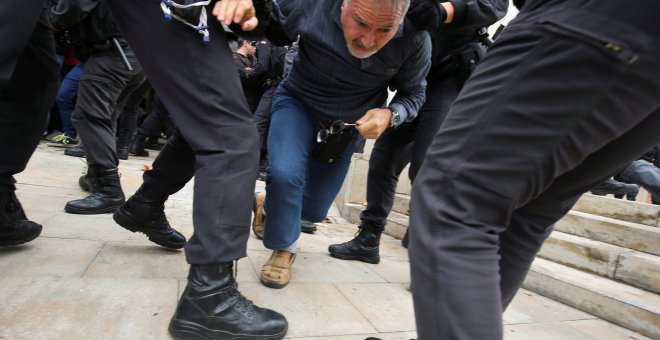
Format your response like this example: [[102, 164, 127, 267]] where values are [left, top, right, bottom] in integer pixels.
[[328, 221, 382, 264], [116, 129, 134, 160], [145, 135, 161, 150], [591, 179, 639, 198], [113, 186, 186, 249], [64, 142, 85, 158], [78, 166, 97, 192], [129, 132, 149, 157], [0, 192, 42, 246], [169, 263, 288, 340], [65, 167, 125, 214]]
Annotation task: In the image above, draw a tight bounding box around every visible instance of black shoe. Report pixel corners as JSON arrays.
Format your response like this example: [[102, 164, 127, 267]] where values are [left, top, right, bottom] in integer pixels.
[[145, 136, 161, 150], [169, 263, 288, 340], [328, 221, 382, 264], [300, 219, 317, 234], [590, 179, 639, 197], [116, 129, 134, 161], [129, 133, 149, 157], [0, 192, 42, 246], [65, 167, 125, 214], [401, 229, 409, 249], [78, 166, 97, 192], [113, 187, 186, 249], [64, 143, 86, 158]]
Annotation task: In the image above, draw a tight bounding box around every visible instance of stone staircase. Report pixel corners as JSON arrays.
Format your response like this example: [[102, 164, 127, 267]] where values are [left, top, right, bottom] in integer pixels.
[[335, 155, 660, 338]]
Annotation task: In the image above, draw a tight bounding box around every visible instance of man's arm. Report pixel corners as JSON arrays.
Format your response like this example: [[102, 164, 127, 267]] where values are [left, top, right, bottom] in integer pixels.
[[356, 33, 432, 139], [50, 0, 101, 29], [388, 33, 432, 125]]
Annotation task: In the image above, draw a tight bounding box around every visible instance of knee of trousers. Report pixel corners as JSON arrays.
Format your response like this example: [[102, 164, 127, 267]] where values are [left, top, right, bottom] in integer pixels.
[[268, 164, 306, 193]]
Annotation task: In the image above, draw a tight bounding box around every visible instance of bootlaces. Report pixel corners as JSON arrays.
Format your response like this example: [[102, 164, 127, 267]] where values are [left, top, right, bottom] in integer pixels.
[[228, 260, 255, 317]]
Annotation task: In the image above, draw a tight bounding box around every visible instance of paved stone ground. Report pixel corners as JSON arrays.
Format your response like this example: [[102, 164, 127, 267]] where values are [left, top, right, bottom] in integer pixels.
[[0, 144, 649, 339]]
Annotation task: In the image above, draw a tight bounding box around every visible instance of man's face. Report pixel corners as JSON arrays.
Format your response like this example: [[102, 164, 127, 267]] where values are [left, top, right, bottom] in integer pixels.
[[340, 0, 404, 59], [244, 41, 257, 56]]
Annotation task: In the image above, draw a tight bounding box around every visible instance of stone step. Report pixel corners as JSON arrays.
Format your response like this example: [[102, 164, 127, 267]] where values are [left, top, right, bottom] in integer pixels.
[[556, 211, 660, 256], [538, 231, 660, 294], [573, 194, 660, 227], [524, 258, 660, 339], [391, 193, 410, 216], [340, 202, 409, 240]]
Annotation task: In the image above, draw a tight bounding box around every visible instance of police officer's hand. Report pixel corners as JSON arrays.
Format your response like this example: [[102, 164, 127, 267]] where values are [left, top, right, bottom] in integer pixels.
[[356, 108, 392, 139], [212, 0, 258, 31], [407, 0, 453, 33]]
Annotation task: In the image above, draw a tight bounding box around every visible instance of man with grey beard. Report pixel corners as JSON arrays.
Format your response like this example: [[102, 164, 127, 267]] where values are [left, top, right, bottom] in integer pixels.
[[245, 0, 431, 289]]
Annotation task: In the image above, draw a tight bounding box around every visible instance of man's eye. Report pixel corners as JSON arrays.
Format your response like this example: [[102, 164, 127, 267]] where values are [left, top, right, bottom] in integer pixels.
[[379, 28, 391, 33]]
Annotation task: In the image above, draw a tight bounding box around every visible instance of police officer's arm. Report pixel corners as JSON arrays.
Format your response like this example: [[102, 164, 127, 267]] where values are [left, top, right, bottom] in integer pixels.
[[213, 0, 304, 46], [249, 41, 272, 79], [50, 0, 102, 29], [356, 32, 432, 139], [407, 0, 508, 33]]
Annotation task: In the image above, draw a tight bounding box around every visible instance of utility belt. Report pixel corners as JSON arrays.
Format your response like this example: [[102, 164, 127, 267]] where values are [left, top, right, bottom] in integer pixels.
[[77, 37, 129, 61], [427, 41, 487, 84]]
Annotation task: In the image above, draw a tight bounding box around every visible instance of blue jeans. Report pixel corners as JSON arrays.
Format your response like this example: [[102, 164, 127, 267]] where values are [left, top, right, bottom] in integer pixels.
[[56, 64, 83, 138], [263, 86, 358, 250], [620, 159, 660, 198]]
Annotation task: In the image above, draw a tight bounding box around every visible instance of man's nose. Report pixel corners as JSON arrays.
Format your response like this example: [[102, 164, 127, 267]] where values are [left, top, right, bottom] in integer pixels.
[[360, 31, 376, 49]]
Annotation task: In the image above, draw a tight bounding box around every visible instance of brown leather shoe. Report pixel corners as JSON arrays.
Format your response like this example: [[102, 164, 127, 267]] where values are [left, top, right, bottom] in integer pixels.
[[252, 192, 266, 239], [260, 250, 296, 289]]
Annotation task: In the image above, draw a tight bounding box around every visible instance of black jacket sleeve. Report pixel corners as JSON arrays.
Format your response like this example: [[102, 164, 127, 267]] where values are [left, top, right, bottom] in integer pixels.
[[50, 0, 101, 29]]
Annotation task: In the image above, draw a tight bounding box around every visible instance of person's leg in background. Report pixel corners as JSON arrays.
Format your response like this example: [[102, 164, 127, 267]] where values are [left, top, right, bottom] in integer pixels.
[[107, 1, 288, 338], [327, 121, 414, 263], [130, 94, 171, 157], [49, 63, 83, 147], [116, 78, 150, 160], [254, 85, 276, 180], [408, 2, 660, 337], [617, 159, 660, 200], [0, 1, 59, 246], [64, 48, 145, 215]]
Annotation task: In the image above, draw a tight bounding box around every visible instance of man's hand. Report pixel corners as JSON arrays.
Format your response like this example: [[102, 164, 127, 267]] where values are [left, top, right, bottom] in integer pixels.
[[356, 108, 393, 139], [212, 0, 258, 31]]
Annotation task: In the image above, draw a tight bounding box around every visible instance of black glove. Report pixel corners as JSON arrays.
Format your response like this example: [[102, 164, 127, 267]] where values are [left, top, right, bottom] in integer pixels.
[[406, 0, 447, 33], [229, 0, 273, 40], [513, 0, 525, 10]]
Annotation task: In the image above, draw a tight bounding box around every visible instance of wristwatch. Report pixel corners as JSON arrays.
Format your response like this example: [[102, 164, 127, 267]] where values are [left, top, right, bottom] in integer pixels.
[[388, 106, 401, 128]]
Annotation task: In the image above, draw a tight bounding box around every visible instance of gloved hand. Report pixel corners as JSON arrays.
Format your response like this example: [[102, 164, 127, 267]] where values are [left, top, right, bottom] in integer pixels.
[[513, 0, 525, 10], [406, 0, 447, 33]]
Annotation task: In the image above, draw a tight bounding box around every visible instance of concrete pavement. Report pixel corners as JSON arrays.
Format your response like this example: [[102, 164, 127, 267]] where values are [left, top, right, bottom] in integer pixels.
[[0, 144, 649, 339]]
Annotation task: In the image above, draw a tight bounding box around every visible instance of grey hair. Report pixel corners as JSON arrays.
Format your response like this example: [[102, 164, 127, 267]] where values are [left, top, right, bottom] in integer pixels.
[[343, 0, 410, 16]]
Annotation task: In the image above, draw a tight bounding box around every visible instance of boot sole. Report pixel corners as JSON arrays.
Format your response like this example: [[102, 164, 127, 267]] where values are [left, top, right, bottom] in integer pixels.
[[0, 230, 42, 247], [329, 251, 380, 264], [113, 210, 185, 250], [301, 226, 316, 234], [169, 319, 287, 340], [64, 203, 122, 215]]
